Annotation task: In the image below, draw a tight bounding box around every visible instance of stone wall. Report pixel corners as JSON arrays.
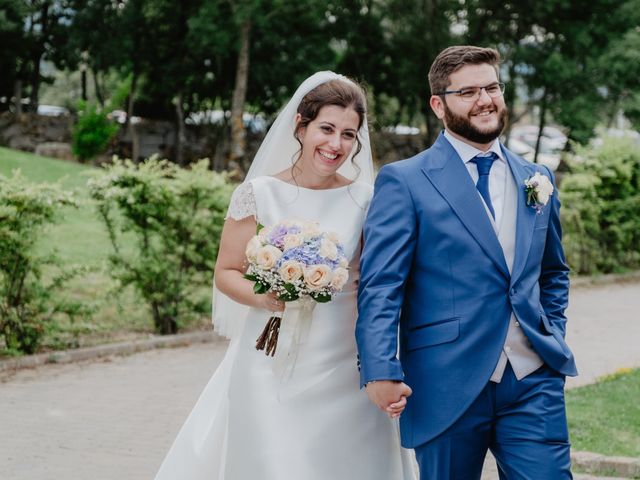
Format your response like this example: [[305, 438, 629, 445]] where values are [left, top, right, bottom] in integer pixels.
[[0, 112, 73, 152], [0, 112, 428, 170]]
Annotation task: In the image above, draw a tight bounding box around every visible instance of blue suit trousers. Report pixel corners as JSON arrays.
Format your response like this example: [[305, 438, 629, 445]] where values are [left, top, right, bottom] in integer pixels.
[[414, 363, 572, 479]]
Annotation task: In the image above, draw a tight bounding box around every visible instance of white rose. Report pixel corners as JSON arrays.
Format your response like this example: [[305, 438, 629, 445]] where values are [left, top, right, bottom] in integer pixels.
[[536, 175, 554, 201], [330, 267, 349, 290], [278, 260, 304, 282], [526, 172, 541, 188], [245, 235, 262, 262], [339, 256, 349, 268], [303, 264, 332, 291], [527, 172, 554, 206], [536, 188, 551, 205], [319, 238, 338, 260], [255, 245, 282, 270], [327, 231, 341, 244], [301, 221, 321, 239], [283, 233, 304, 250]]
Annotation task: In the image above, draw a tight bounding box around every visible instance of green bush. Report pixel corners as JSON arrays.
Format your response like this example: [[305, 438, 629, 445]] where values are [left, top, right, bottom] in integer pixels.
[[72, 101, 119, 162], [0, 172, 90, 354], [88, 157, 234, 334], [561, 137, 640, 274]]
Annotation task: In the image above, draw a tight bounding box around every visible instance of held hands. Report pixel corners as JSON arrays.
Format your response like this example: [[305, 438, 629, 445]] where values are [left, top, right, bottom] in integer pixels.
[[365, 380, 412, 419]]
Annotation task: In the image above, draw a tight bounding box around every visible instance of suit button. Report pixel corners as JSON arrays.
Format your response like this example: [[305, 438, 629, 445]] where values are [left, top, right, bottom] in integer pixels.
[[510, 288, 516, 296]]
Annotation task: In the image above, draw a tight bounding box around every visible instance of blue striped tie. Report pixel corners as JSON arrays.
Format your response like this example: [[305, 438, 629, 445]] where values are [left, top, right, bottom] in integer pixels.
[[470, 152, 497, 220]]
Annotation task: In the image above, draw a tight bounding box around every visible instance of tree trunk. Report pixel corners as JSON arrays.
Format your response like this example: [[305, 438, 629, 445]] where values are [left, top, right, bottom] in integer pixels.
[[174, 90, 186, 166], [92, 68, 104, 107], [81, 68, 88, 101], [29, 52, 43, 112], [229, 19, 251, 166], [80, 50, 89, 101], [423, 101, 439, 147], [533, 88, 548, 164], [503, 62, 518, 146], [13, 80, 22, 115], [127, 71, 139, 162], [606, 95, 621, 129], [29, 1, 50, 112]]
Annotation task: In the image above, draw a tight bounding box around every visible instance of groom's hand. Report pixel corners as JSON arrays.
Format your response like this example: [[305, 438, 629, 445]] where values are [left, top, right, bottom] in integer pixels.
[[365, 380, 412, 418]]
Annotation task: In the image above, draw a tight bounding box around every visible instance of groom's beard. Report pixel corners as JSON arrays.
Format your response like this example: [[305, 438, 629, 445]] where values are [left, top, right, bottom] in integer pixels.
[[443, 102, 508, 145]]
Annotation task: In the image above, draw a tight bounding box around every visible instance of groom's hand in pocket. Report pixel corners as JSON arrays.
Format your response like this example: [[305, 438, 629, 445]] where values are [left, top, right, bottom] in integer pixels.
[[365, 381, 412, 418]]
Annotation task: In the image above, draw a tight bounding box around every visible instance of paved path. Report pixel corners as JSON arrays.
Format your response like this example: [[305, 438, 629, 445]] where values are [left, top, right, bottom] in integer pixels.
[[1, 282, 638, 479]]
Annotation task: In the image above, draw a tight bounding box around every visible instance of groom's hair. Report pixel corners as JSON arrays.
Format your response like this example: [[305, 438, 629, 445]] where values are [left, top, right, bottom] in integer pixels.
[[428, 46, 501, 95]]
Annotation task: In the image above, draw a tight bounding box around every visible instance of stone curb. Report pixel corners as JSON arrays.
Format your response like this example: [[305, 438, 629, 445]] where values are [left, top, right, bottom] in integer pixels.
[[574, 475, 630, 480], [572, 451, 640, 478], [571, 270, 640, 288], [0, 330, 226, 373]]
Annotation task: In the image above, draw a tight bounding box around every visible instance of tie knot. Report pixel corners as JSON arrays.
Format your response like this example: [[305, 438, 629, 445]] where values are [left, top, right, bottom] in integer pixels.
[[471, 152, 497, 176]]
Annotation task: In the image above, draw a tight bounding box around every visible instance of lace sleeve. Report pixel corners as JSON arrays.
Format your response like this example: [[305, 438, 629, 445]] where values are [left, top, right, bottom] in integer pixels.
[[226, 181, 257, 220]]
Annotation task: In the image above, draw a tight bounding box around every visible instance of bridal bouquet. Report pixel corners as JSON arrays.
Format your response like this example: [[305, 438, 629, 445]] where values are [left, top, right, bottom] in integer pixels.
[[244, 219, 349, 356]]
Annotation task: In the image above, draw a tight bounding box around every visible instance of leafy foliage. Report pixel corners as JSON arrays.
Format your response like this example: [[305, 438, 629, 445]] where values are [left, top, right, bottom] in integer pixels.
[[561, 137, 640, 274], [72, 101, 119, 162], [0, 172, 90, 354], [87, 157, 234, 334]]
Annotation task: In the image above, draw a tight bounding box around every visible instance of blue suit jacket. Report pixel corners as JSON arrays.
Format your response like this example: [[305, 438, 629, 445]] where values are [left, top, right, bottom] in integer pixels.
[[356, 133, 577, 448]]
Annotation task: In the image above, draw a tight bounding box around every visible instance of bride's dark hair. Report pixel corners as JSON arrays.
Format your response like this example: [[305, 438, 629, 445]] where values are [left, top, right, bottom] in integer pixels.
[[293, 78, 367, 165]]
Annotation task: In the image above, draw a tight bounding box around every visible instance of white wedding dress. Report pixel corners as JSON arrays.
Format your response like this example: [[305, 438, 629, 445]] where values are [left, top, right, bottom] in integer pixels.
[[155, 176, 416, 480]]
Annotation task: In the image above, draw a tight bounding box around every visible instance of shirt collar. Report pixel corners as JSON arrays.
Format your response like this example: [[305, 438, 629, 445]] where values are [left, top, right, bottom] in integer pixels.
[[443, 129, 504, 165]]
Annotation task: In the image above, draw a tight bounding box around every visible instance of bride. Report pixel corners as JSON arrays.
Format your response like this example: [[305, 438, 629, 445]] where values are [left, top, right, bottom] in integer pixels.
[[155, 71, 416, 480]]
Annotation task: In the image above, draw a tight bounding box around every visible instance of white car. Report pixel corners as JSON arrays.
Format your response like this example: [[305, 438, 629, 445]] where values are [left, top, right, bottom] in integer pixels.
[[506, 137, 561, 171], [511, 125, 567, 151], [37, 104, 69, 116]]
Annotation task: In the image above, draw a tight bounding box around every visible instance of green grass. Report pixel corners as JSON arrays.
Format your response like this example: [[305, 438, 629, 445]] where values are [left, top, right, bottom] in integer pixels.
[[567, 368, 640, 457], [0, 147, 210, 353], [0, 146, 111, 266]]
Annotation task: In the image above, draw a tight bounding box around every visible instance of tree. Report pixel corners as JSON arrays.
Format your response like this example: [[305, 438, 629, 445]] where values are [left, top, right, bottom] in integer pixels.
[[0, 0, 28, 112], [381, 0, 460, 144], [19, 1, 73, 111]]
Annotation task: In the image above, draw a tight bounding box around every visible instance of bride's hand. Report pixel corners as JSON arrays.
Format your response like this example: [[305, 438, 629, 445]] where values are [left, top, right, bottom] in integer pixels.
[[386, 396, 408, 419], [365, 380, 412, 419], [260, 292, 285, 313]]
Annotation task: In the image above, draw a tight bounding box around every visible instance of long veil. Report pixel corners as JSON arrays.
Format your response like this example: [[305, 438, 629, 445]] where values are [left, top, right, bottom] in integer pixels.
[[156, 71, 376, 480], [212, 71, 374, 340]]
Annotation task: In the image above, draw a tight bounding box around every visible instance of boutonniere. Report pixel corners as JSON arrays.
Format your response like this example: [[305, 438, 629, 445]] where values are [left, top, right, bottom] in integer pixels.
[[524, 172, 554, 214]]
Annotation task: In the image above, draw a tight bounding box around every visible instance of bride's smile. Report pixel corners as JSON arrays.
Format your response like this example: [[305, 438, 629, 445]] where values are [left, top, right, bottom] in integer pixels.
[[297, 104, 360, 182]]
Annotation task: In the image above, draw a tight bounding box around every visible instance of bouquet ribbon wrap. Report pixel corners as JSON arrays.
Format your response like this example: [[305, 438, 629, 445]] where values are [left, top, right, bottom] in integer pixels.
[[272, 297, 317, 382]]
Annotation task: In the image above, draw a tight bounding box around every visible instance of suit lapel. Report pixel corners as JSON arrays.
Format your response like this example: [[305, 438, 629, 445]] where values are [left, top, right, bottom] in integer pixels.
[[503, 147, 537, 285], [421, 134, 510, 280]]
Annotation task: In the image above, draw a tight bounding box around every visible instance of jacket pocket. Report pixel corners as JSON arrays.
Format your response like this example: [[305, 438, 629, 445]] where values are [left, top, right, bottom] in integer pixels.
[[406, 317, 460, 351], [540, 312, 555, 335]]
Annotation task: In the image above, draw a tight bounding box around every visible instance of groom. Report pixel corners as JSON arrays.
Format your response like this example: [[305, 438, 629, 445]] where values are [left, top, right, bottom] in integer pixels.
[[356, 45, 577, 479]]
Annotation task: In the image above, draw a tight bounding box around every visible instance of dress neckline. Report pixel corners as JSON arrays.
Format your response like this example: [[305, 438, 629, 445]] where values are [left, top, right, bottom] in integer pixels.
[[266, 176, 355, 191]]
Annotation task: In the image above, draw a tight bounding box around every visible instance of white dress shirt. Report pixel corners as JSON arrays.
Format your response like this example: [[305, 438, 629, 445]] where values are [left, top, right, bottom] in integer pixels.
[[442, 129, 544, 382], [443, 130, 507, 227]]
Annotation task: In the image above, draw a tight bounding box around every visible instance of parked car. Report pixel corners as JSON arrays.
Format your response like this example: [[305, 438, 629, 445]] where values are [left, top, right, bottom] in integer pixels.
[[37, 104, 69, 117], [382, 124, 420, 135], [185, 109, 266, 133], [506, 137, 561, 171], [511, 124, 567, 151]]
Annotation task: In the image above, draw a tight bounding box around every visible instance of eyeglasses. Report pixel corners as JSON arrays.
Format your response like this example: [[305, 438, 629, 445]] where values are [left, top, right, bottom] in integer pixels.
[[435, 82, 506, 102]]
